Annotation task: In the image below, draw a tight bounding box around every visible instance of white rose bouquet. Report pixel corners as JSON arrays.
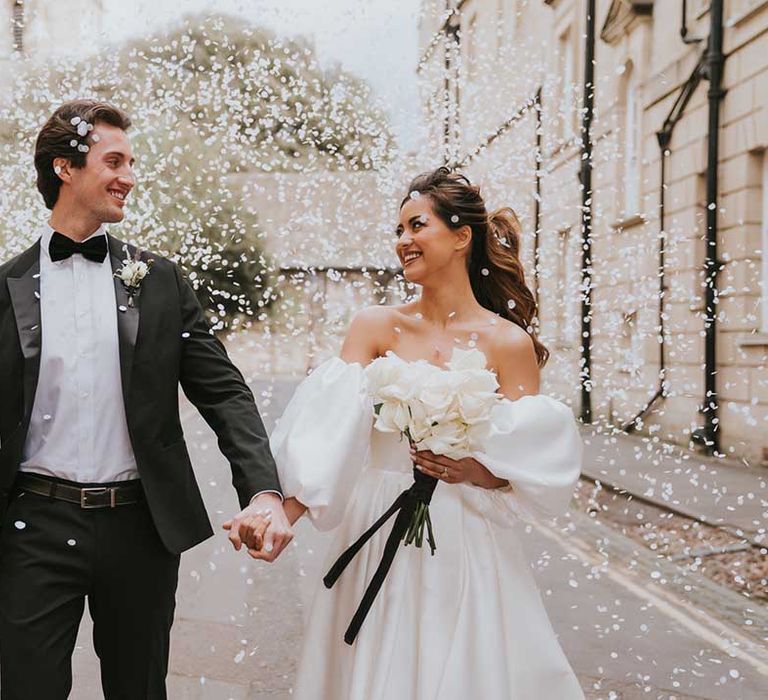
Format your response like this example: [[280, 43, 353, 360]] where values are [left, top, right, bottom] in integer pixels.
[[366, 347, 501, 548], [324, 347, 502, 644]]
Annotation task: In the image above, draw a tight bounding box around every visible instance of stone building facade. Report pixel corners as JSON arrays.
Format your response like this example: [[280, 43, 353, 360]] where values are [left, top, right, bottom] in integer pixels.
[[231, 170, 402, 374], [417, 0, 768, 464]]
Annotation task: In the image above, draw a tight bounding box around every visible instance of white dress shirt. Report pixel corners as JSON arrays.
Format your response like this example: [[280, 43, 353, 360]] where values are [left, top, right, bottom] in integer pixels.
[[21, 224, 139, 483]]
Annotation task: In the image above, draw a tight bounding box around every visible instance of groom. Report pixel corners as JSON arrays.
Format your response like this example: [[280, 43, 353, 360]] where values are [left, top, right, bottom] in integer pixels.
[[0, 99, 292, 699]]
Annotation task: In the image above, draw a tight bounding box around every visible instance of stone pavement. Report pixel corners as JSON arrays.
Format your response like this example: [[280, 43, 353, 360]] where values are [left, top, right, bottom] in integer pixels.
[[580, 425, 768, 541], [62, 377, 768, 699]]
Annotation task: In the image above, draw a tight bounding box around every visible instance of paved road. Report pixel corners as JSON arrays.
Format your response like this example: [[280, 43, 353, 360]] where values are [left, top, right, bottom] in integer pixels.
[[69, 377, 768, 699]]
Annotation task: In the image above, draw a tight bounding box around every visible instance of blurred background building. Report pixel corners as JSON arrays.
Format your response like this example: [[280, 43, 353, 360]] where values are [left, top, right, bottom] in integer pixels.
[[231, 170, 401, 373], [1, 0, 104, 93], [418, 0, 767, 464]]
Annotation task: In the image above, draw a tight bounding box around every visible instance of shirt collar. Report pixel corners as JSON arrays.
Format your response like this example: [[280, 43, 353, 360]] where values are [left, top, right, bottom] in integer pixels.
[[41, 223, 108, 263]]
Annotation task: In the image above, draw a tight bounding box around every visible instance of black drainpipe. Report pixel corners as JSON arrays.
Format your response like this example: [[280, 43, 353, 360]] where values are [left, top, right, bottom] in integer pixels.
[[622, 2, 724, 457], [533, 86, 543, 311], [680, 0, 705, 44], [578, 0, 596, 424], [691, 0, 726, 456], [442, 20, 453, 161]]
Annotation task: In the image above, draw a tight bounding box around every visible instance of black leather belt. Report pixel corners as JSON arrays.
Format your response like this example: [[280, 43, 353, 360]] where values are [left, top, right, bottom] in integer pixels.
[[15, 473, 144, 509]]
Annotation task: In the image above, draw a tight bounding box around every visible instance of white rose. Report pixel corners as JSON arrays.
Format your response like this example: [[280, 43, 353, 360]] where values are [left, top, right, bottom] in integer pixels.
[[405, 399, 432, 442], [456, 391, 498, 425], [466, 419, 494, 449], [460, 365, 500, 394], [446, 347, 488, 372], [415, 370, 460, 423], [366, 354, 416, 404], [119, 266, 134, 283], [416, 419, 468, 459], [134, 261, 149, 279], [374, 400, 410, 434]]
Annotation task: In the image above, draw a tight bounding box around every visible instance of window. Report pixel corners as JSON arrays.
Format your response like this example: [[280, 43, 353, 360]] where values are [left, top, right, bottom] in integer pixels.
[[465, 14, 478, 83], [556, 227, 578, 345], [557, 26, 576, 140], [622, 62, 641, 217], [496, 0, 505, 58], [12, 1, 24, 53], [620, 310, 642, 374]]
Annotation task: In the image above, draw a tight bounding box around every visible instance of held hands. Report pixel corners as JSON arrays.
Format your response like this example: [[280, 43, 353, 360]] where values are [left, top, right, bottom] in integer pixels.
[[223, 493, 294, 563], [410, 446, 509, 490]]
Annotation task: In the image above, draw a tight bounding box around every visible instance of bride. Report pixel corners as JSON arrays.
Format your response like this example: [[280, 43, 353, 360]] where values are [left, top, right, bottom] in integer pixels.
[[259, 167, 584, 699]]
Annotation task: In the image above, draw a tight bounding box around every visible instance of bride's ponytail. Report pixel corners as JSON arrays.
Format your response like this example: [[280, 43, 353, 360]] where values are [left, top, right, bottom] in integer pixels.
[[474, 207, 549, 367], [402, 168, 549, 367]]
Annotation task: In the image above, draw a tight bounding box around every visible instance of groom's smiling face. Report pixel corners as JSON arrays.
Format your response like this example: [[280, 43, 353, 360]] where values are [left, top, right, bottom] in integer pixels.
[[63, 123, 135, 224]]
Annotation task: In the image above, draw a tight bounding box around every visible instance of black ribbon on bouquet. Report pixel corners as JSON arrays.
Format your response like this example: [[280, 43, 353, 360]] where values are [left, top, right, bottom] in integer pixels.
[[323, 468, 438, 645]]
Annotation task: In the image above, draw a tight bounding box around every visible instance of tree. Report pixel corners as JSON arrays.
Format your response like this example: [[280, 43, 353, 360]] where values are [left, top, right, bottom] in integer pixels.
[[0, 12, 394, 328]]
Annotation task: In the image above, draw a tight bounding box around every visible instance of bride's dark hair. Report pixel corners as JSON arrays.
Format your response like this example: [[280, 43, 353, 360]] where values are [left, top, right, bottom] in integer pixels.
[[402, 166, 549, 367]]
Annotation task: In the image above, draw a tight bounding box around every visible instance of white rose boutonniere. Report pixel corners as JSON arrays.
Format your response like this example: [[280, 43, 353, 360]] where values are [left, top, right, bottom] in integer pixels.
[[114, 249, 153, 306]]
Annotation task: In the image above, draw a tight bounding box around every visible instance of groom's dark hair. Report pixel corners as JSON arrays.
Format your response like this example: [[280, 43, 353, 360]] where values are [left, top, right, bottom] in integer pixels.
[[34, 99, 132, 209]]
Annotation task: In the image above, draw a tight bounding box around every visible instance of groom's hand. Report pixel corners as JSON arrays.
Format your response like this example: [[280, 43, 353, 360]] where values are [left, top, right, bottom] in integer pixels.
[[223, 493, 293, 562]]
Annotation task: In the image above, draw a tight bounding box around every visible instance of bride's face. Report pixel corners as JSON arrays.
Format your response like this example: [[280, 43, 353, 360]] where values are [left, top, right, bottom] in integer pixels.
[[395, 196, 469, 284]]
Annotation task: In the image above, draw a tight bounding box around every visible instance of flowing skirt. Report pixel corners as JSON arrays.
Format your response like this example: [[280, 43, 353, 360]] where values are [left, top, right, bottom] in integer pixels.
[[292, 465, 585, 700]]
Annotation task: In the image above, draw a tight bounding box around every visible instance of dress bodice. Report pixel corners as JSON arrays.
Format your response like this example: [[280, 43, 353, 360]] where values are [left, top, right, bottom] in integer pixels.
[[368, 429, 412, 475], [270, 355, 583, 531]]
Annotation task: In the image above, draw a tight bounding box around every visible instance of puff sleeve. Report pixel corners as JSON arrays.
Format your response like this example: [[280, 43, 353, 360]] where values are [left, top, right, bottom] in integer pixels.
[[269, 358, 373, 530]]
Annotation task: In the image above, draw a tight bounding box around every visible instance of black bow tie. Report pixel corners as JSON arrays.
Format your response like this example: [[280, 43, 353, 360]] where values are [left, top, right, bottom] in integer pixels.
[[49, 231, 108, 264]]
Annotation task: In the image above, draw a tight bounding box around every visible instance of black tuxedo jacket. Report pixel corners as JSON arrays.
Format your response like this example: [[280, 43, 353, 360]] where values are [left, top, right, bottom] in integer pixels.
[[0, 235, 281, 553]]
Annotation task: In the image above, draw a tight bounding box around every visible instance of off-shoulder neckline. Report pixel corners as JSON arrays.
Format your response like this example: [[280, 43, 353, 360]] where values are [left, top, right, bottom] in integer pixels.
[[326, 350, 495, 373], [371, 350, 451, 372], [316, 355, 549, 405]]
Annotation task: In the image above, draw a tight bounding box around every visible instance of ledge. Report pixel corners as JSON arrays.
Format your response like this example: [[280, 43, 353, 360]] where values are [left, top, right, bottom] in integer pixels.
[[726, 1, 768, 28], [739, 334, 768, 348], [610, 213, 647, 230]]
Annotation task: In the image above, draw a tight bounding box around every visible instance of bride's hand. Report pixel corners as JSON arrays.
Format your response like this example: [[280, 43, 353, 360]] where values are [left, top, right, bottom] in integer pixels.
[[410, 447, 508, 489], [284, 497, 307, 525]]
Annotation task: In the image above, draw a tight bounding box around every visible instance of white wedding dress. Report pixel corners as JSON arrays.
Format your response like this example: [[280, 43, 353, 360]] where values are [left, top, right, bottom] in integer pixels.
[[271, 356, 585, 700]]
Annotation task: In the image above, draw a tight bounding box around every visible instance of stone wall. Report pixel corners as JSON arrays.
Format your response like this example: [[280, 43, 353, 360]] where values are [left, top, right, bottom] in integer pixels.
[[417, 0, 768, 464]]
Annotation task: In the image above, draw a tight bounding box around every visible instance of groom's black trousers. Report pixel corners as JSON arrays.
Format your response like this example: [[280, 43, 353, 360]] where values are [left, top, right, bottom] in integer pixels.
[[0, 477, 180, 699]]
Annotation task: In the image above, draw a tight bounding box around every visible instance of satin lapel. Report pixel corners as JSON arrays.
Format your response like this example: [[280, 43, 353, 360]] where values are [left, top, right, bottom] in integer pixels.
[[6, 242, 42, 421], [109, 236, 140, 400]]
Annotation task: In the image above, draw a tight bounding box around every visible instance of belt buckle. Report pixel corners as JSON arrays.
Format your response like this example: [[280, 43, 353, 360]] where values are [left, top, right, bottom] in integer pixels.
[[80, 487, 117, 509]]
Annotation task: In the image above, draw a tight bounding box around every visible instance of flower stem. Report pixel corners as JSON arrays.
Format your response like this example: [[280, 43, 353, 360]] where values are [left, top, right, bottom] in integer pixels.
[[425, 508, 437, 556]]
